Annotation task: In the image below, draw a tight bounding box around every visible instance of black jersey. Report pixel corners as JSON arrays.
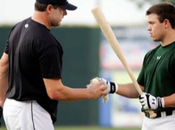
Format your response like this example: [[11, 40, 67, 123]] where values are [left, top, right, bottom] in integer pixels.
[[5, 17, 63, 123]]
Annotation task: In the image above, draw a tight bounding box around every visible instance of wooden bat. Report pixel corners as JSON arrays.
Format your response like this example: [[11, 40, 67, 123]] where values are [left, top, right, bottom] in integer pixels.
[[91, 6, 157, 118]]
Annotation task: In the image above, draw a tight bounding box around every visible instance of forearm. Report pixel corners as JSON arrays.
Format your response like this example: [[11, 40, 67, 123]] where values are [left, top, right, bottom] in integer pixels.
[[0, 75, 8, 106], [0, 61, 9, 107], [96, 78, 143, 98], [163, 93, 175, 108], [44, 78, 106, 101], [117, 83, 141, 98], [54, 86, 92, 101], [44, 79, 91, 101]]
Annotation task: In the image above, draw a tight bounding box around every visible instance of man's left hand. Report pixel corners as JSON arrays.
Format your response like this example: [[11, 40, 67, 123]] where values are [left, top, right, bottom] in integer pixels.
[[139, 93, 164, 110]]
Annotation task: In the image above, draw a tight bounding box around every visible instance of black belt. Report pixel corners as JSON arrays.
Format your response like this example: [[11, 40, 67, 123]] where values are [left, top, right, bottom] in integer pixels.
[[144, 110, 175, 118]]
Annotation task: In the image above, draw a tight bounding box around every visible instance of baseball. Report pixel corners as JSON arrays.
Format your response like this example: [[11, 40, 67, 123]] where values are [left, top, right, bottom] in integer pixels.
[[91, 77, 109, 104], [91, 78, 100, 85]]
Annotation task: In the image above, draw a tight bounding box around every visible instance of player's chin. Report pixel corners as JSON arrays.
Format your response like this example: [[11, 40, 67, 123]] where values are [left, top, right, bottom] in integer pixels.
[[151, 37, 159, 42], [51, 22, 61, 27], [153, 39, 160, 42], [151, 35, 162, 41]]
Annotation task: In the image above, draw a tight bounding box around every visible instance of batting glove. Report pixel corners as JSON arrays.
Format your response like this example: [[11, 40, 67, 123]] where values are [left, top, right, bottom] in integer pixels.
[[97, 78, 118, 94], [139, 93, 164, 110]]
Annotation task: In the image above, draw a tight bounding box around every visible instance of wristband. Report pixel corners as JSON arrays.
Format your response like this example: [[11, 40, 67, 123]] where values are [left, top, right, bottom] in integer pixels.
[[157, 97, 164, 108], [108, 82, 116, 93]]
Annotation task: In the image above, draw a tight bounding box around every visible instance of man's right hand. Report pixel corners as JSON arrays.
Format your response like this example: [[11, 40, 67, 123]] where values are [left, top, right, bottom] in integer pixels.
[[99, 78, 118, 94], [86, 78, 108, 99]]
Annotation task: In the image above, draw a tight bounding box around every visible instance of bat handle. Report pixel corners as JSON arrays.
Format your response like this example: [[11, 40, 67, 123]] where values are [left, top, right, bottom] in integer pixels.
[[139, 92, 157, 118], [148, 110, 157, 118]]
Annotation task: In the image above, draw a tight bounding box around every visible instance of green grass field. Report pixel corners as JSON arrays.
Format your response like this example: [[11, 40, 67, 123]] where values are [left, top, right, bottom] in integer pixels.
[[55, 126, 141, 130], [0, 126, 140, 130]]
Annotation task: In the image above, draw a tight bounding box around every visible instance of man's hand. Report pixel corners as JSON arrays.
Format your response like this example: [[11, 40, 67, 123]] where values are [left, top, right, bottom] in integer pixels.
[[97, 77, 118, 103], [0, 106, 2, 127], [98, 78, 118, 94], [88, 77, 118, 103], [139, 93, 164, 110], [86, 78, 108, 99]]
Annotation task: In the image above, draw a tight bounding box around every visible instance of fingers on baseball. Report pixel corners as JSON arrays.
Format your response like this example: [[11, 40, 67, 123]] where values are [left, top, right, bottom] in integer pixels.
[[86, 84, 90, 88], [100, 85, 108, 95]]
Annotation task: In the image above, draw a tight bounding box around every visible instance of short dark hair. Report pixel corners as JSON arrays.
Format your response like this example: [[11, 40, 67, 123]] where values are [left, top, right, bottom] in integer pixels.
[[146, 2, 175, 28], [35, 2, 59, 11]]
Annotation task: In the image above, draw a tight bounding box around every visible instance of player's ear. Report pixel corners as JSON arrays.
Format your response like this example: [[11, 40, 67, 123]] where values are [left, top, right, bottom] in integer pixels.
[[163, 19, 171, 28], [46, 4, 53, 14]]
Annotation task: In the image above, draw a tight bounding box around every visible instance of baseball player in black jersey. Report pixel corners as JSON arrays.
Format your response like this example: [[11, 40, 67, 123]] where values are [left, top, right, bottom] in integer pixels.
[[93, 2, 175, 130], [0, 0, 109, 130]]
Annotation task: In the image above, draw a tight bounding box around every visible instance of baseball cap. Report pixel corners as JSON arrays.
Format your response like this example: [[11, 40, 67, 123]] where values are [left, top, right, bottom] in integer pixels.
[[36, 0, 77, 10]]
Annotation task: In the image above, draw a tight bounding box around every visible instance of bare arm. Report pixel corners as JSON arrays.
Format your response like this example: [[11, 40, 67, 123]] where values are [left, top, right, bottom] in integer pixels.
[[163, 93, 175, 107], [116, 83, 144, 98], [0, 53, 9, 107], [43, 78, 107, 101]]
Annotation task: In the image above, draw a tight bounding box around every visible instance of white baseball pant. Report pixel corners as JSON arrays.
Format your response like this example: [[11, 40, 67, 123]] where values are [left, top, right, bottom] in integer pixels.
[[142, 111, 175, 130], [3, 98, 54, 130]]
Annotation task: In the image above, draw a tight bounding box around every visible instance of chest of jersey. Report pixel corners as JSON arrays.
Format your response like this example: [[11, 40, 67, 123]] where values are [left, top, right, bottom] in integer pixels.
[[144, 43, 175, 96]]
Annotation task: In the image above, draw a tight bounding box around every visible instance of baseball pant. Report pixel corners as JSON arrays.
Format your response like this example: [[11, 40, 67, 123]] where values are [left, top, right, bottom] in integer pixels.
[[3, 98, 54, 130], [142, 111, 175, 130]]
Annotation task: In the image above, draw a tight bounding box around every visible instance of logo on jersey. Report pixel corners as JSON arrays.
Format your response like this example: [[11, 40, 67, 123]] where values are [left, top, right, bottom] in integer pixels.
[[156, 56, 161, 60], [25, 24, 29, 28]]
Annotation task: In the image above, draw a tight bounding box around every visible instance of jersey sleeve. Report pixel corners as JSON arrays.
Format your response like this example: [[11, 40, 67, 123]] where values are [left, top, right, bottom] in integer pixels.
[[137, 48, 157, 87], [137, 55, 147, 87], [4, 25, 16, 54], [169, 51, 175, 78], [137, 66, 145, 86], [37, 43, 63, 79], [4, 40, 9, 54]]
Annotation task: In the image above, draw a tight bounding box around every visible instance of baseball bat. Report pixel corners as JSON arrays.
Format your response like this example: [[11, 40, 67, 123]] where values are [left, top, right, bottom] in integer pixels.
[[91, 7, 157, 118]]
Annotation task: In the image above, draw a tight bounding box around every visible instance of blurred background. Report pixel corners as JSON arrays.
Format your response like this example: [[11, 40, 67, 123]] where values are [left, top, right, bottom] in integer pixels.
[[0, 0, 174, 129]]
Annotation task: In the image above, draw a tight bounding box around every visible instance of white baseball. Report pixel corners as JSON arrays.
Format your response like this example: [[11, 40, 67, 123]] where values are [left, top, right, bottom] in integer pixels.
[[91, 78, 100, 85], [92, 78, 109, 104]]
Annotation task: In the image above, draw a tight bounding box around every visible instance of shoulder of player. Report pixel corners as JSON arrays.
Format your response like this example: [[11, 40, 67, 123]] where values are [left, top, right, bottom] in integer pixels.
[[145, 45, 161, 58]]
